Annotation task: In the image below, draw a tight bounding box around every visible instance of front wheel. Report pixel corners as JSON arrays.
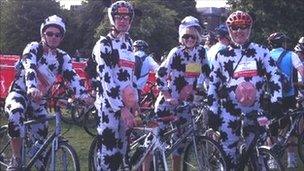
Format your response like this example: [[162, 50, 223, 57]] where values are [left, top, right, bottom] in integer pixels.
[[298, 131, 304, 164], [255, 146, 284, 171], [183, 136, 226, 171], [44, 141, 80, 171], [83, 107, 99, 137]]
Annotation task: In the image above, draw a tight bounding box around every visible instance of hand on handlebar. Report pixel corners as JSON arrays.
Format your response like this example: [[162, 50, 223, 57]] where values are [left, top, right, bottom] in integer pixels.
[[27, 88, 43, 102]]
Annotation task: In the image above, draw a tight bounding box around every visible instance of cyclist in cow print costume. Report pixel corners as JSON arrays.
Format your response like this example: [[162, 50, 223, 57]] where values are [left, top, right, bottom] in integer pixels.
[[4, 15, 89, 170], [92, 1, 139, 170], [207, 11, 283, 169], [147, 16, 210, 170]]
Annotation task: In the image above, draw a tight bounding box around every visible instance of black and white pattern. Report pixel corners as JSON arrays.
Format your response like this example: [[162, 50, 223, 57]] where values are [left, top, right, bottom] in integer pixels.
[[93, 33, 136, 170], [207, 42, 282, 168], [155, 45, 210, 155]]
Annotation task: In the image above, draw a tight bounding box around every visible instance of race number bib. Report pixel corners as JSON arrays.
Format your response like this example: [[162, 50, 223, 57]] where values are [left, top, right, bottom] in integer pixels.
[[118, 50, 135, 70], [185, 63, 201, 78], [234, 60, 257, 78]]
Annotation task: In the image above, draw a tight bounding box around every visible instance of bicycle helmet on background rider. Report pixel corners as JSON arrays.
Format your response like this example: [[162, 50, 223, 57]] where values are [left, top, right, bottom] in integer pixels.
[[108, 0, 134, 26], [133, 40, 149, 53], [215, 24, 229, 39], [178, 16, 202, 44], [267, 32, 290, 48], [40, 15, 66, 36]]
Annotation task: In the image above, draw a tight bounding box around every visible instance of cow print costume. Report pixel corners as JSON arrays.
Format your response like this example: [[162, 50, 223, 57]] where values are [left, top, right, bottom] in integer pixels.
[[4, 41, 86, 168], [207, 42, 282, 169], [154, 44, 210, 155], [92, 33, 136, 170]]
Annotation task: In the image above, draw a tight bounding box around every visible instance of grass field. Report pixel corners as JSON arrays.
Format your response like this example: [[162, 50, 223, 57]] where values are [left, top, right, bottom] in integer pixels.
[[1, 110, 304, 171]]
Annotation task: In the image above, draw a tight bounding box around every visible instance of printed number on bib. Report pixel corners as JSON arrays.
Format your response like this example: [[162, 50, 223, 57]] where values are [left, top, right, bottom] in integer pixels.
[[234, 60, 257, 78]]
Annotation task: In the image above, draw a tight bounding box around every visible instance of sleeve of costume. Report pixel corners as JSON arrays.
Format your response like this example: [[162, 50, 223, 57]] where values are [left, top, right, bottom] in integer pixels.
[[147, 56, 159, 71], [206, 53, 222, 115], [156, 48, 175, 91], [22, 42, 40, 92], [93, 38, 124, 112], [61, 53, 87, 96], [262, 50, 282, 103]]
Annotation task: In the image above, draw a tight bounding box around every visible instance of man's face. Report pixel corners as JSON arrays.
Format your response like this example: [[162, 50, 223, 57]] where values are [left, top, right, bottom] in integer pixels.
[[228, 24, 251, 45], [114, 14, 131, 33], [43, 27, 63, 49]]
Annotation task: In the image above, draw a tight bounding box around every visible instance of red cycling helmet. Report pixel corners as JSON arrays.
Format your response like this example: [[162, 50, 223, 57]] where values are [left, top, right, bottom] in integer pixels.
[[226, 11, 253, 26]]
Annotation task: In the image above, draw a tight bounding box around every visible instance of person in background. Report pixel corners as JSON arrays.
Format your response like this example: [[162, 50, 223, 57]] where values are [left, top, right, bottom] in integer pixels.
[[207, 24, 230, 67], [203, 32, 217, 52], [4, 15, 90, 171], [294, 37, 304, 95], [133, 40, 159, 93], [207, 11, 282, 170], [91, 1, 139, 170], [267, 32, 304, 168]]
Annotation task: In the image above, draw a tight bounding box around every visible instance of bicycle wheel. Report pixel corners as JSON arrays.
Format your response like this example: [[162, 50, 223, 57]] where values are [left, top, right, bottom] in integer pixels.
[[153, 149, 166, 171], [88, 136, 99, 171], [44, 141, 80, 171], [83, 107, 99, 137], [256, 147, 283, 171], [183, 136, 226, 171], [0, 126, 11, 170], [298, 133, 304, 164]]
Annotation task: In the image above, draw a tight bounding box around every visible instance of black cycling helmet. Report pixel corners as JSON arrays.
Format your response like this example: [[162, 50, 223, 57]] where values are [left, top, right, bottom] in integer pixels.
[[267, 32, 289, 48], [215, 24, 229, 38], [133, 40, 149, 52]]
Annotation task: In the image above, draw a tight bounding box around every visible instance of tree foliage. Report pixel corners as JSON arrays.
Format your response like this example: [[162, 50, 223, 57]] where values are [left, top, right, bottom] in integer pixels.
[[0, 0, 62, 54], [226, 0, 304, 48]]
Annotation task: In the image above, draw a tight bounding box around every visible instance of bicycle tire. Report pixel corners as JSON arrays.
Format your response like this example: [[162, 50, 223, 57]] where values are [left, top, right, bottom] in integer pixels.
[[153, 149, 166, 171], [183, 135, 226, 171], [0, 127, 11, 171], [256, 147, 284, 171], [83, 107, 98, 137], [44, 141, 80, 171], [298, 133, 304, 164], [88, 136, 99, 171]]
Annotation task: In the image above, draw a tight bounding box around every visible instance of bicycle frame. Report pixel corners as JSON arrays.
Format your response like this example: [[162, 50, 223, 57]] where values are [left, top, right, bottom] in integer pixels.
[[0, 106, 64, 170]]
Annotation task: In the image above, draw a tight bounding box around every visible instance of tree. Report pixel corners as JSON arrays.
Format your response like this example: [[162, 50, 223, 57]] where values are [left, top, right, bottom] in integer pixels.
[[226, 0, 304, 48], [0, 0, 62, 54], [95, 0, 181, 61]]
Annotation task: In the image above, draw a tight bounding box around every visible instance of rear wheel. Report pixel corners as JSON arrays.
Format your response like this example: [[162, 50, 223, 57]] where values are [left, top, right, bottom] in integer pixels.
[[44, 141, 80, 171], [88, 136, 99, 171], [0, 126, 11, 171], [183, 136, 226, 171], [83, 107, 98, 137], [256, 147, 283, 171]]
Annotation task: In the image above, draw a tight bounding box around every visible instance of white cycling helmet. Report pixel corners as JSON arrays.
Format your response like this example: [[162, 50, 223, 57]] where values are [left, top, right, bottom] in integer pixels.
[[40, 15, 66, 35], [178, 16, 202, 35]]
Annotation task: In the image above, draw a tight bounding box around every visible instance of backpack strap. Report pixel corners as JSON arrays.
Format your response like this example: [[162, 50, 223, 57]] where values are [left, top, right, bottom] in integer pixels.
[[134, 54, 148, 79], [276, 50, 288, 68]]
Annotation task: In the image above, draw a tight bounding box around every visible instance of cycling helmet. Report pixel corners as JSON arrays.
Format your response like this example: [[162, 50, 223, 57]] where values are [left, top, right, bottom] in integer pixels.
[[294, 44, 304, 52], [215, 24, 229, 38], [267, 32, 289, 47], [299, 37, 304, 44], [226, 11, 253, 27], [108, 0, 134, 26], [178, 16, 202, 35], [40, 15, 66, 35], [133, 40, 149, 52]]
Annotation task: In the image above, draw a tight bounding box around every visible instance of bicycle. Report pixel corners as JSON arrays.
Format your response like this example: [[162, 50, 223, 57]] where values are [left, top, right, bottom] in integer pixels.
[[0, 97, 80, 171], [88, 101, 227, 171], [217, 111, 283, 170], [266, 106, 304, 167]]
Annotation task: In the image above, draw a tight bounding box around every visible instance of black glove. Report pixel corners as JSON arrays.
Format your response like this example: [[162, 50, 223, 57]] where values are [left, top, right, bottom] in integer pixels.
[[207, 110, 222, 132]]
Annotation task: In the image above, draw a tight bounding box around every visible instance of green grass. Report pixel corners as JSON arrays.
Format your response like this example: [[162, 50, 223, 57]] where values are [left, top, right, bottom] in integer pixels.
[[0, 114, 94, 171]]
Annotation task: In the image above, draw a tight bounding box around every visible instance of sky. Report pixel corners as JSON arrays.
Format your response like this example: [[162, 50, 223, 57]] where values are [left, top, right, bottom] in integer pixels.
[[58, 0, 228, 9]]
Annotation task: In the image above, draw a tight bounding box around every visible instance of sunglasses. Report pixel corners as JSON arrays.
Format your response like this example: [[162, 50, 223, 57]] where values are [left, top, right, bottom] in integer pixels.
[[182, 34, 196, 40], [44, 31, 62, 38], [114, 15, 131, 21], [229, 25, 250, 31]]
